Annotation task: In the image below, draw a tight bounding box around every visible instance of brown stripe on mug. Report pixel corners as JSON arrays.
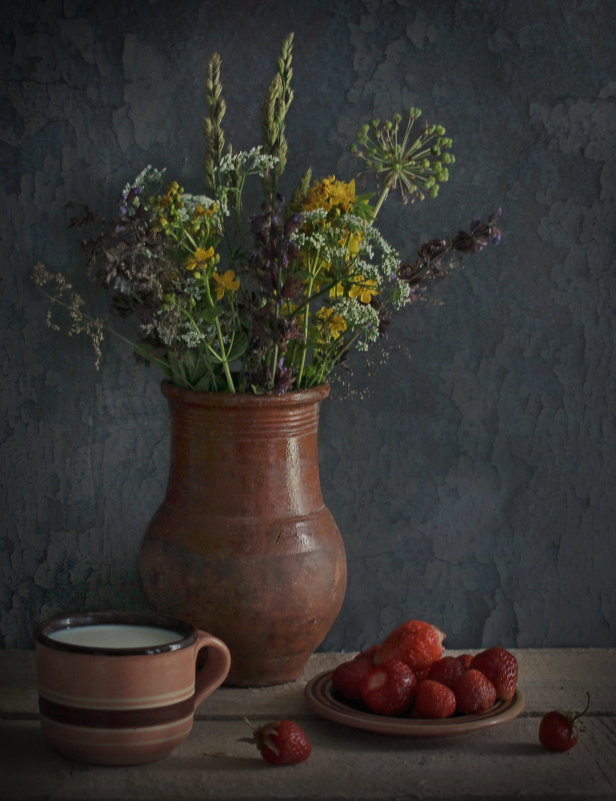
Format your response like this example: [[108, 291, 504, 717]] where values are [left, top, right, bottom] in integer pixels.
[[38, 694, 195, 728]]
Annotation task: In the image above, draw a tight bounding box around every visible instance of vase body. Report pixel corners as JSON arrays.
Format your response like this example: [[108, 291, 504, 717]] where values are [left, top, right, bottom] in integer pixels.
[[139, 382, 347, 686]]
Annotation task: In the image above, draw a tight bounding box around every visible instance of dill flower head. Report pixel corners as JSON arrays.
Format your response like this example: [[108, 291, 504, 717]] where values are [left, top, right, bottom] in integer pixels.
[[352, 108, 455, 207]]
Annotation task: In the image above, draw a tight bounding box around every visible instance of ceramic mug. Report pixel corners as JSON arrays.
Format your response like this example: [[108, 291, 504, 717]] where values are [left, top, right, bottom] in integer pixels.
[[35, 610, 231, 765]]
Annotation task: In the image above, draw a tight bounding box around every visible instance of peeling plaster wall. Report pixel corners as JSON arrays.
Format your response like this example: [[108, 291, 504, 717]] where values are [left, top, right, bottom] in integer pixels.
[[1, 0, 615, 650]]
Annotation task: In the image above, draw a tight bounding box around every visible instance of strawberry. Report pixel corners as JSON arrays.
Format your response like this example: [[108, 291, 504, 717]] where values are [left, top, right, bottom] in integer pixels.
[[471, 646, 518, 701], [357, 644, 379, 662], [374, 620, 445, 672], [457, 654, 474, 670], [539, 694, 590, 752], [453, 668, 497, 714], [427, 656, 466, 689], [243, 718, 311, 766], [361, 659, 417, 716], [332, 653, 375, 702], [414, 679, 456, 719], [414, 665, 432, 682]]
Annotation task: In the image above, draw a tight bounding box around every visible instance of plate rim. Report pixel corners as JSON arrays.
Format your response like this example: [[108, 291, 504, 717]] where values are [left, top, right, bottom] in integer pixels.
[[304, 669, 525, 737]]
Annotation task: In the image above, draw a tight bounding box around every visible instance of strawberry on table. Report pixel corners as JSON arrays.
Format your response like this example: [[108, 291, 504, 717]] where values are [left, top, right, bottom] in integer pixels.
[[374, 619, 445, 672], [414, 679, 457, 719], [453, 668, 497, 714], [539, 694, 590, 752], [361, 659, 418, 716], [471, 646, 518, 701], [243, 718, 312, 766]]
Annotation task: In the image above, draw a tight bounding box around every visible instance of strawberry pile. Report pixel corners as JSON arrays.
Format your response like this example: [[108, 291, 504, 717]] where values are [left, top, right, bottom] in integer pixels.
[[331, 619, 518, 719]]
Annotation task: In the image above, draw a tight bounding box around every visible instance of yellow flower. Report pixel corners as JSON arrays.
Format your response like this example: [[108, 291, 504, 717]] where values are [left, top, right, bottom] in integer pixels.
[[343, 230, 363, 258], [349, 275, 379, 304], [329, 282, 345, 299], [212, 269, 240, 300], [194, 203, 218, 219], [161, 181, 182, 207], [186, 246, 215, 271], [316, 307, 347, 340], [303, 176, 357, 213], [286, 304, 306, 327]]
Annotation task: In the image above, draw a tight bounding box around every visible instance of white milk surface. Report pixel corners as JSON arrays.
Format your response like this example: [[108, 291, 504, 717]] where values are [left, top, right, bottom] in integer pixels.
[[48, 624, 185, 649]]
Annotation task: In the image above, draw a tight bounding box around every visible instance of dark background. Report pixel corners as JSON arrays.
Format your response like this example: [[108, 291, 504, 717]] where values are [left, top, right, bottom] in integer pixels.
[[2, 0, 614, 651]]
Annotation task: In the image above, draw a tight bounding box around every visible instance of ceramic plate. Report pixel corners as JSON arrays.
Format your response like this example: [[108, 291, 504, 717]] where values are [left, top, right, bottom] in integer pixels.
[[304, 670, 525, 737]]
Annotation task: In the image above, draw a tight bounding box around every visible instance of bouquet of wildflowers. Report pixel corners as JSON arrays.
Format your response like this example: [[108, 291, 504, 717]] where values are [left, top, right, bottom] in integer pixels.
[[34, 33, 501, 394]]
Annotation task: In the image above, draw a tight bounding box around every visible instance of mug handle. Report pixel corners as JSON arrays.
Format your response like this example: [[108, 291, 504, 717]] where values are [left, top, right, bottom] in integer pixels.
[[193, 631, 231, 710]]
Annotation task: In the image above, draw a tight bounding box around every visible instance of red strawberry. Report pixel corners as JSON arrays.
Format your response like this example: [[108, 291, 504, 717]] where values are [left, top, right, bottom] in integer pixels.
[[453, 669, 497, 715], [414, 665, 432, 682], [243, 718, 311, 766], [539, 694, 590, 752], [361, 659, 417, 716], [414, 680, 456, 719], [357, 644, 379, 662], [374, 620, 445, 672], [471, 646, 518, 701], [428, 656, 466, 689], [332, 654, 375, 702], [457, 654, 474, 670]]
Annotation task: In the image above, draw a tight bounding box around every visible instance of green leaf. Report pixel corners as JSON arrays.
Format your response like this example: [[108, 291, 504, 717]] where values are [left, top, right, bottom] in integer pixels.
[[226, 332, 249, 362], [200, 304, 224, 324], [353, 195, 376, 221], [133, 343, 173, 379], [193, 372, 215, 391]]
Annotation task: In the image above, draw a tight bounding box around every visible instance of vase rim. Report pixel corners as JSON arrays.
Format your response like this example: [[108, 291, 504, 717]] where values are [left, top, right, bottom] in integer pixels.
[[160, 381, 330, 407]]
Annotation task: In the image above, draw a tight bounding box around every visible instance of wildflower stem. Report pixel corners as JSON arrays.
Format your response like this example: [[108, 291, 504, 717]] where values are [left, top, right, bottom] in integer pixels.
[[216, 320, 236, 391], [296, 249, 322, 388], [270, 295, 281, 391], [176, 307, 223, 365], [37, 285, 173, 374], [371, 187, 389, 221], [296, 288, 311, 389], [202, 282, 235, 392]]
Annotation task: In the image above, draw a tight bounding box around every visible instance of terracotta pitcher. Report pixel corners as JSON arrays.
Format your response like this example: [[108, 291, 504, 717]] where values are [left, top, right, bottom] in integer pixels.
[[139, 382, 347, 686]]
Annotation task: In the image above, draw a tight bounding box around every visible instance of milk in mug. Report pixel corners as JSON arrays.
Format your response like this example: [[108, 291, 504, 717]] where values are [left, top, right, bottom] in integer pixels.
[[48, 624, 185, 649]]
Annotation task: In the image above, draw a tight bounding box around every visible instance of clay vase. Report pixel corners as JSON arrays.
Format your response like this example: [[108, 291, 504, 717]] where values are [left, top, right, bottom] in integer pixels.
[[139, 382, 347, 686]]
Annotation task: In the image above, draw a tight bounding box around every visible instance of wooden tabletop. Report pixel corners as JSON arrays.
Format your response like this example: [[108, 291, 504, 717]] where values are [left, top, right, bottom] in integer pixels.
[[1, 648, 615, 800]]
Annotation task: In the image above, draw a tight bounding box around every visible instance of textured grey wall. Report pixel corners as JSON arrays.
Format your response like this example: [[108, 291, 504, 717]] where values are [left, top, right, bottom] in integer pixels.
[[2, 0, 615, 651]]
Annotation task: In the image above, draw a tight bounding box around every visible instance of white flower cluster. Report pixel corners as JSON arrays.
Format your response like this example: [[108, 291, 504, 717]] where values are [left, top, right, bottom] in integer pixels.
[[291, 211, 401, 291], [333, 296, 381, 349], [339, 214, 401, 280], [182, 192, 217, 210], [180, 327, 207, 348], [176, 192, 219, 226], [217, 147, 280, 178], [391, 278, 412, 309], [214, 147, 280, 217], [128, 165, 166, 194]]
